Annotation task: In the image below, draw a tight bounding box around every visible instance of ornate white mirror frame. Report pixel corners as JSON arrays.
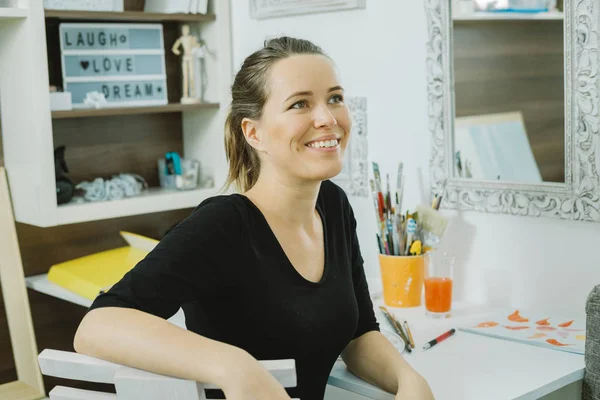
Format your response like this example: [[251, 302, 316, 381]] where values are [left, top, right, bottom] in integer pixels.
[[425, 0, 600, 222]]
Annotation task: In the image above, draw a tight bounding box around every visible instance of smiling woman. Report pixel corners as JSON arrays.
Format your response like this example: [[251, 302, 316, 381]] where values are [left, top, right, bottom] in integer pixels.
[[223, 38, 350, 193], [73, 36, 434, 400]]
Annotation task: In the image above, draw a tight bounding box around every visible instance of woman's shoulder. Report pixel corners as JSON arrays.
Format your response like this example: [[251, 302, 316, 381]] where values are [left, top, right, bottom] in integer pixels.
[[168, 193, 250, 237], [189, 193, 249, 223], [319, 180, 351, 207]]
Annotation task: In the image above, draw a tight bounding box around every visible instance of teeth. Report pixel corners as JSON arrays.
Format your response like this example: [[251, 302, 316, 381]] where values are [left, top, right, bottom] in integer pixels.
[[307, 139, 339, 148]]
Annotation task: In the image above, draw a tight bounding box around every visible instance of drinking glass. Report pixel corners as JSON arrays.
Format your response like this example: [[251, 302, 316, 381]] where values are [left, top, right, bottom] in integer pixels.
[[424, 251, 454, 318]]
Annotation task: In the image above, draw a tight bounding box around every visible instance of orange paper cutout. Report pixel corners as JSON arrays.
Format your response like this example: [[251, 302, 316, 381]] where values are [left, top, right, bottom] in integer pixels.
[[508, 310, 529, 323], [536, 318, 550, 326], [558, 320, 574, 328], [546, 338, 571, 347], [474, 321, 499, 328]]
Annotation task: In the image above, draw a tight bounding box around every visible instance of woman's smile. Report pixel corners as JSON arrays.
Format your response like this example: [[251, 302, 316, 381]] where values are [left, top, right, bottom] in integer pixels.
[[305, 134, 343, 152]]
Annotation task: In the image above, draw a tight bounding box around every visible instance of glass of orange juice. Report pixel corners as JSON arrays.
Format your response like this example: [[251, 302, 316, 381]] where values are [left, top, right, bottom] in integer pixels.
[[424, 251, 454, 318]]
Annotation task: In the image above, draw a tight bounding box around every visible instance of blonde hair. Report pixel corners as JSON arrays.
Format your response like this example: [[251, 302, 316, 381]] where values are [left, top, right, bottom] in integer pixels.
[[223, 36, 328, 192]]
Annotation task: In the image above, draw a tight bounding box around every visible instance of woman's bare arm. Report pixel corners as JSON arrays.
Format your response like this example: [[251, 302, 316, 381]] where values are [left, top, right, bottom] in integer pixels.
[[74, 307, 258, 391], [342, 331, 434, 398]]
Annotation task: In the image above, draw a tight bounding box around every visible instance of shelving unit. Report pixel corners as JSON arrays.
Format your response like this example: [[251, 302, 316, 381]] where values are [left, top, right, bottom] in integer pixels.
[[454, 11, 564, 21], [0, 1, 233, 227], [45, 9, 216, 22], [0, 7, 28, 19], [56, 187, 216, 225], [52, 102, 219, 119], [25, 274, 92, 308]]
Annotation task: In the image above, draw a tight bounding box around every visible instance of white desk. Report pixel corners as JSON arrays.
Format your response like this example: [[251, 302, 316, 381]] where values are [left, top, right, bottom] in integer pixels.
[[327, 302, 585, 400], [27, 276, 585, 399]]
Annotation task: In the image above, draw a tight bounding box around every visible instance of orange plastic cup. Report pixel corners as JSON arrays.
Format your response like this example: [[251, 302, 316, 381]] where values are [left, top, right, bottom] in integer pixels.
[[378, 254, 425, 308]]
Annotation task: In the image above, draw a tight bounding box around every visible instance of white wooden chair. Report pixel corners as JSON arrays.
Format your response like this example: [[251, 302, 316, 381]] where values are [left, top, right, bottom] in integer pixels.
[[38, 349, 298, 399]]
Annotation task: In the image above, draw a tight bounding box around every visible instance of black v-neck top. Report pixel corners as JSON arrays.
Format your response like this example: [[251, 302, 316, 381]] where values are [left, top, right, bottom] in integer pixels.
[[89, 180, 380, 399]]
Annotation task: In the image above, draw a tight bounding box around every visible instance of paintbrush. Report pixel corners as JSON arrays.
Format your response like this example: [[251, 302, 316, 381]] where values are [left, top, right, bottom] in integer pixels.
[[416, 204, 448, 249], [379, 306, 412, 353]]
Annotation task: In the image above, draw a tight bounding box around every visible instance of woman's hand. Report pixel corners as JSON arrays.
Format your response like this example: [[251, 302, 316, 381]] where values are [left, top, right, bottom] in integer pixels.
[[220, 351, 292, 400], [395, 371, 435, 400]]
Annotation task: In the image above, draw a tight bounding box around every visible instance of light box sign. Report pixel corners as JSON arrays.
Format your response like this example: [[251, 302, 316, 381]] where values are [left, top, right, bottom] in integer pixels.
[[59, 23, 168, 108]]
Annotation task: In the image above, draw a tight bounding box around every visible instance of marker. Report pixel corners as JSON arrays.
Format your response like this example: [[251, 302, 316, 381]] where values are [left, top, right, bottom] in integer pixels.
[[423, 328, 456, 350]]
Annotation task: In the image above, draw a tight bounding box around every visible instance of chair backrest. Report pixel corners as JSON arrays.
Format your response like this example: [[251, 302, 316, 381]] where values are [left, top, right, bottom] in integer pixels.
[[584, 284, 600, 400], [38, 349, 298, 400]]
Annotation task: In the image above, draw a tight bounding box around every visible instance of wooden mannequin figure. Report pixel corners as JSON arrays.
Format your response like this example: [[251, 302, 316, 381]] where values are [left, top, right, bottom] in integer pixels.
[[171, 24, 201, 104]]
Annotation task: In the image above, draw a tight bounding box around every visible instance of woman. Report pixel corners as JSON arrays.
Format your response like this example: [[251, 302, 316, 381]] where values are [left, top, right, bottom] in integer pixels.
[[74, 36, 434, 400]]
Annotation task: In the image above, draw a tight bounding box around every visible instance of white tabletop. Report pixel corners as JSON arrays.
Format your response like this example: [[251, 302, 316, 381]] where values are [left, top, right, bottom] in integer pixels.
[[328, 302, 585, 400]]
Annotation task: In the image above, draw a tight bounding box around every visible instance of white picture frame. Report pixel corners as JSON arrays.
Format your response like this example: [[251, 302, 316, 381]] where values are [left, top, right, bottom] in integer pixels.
[[424, 0, 600, 222], [332, 97, 369, 197], [250, 0, 366, 20]]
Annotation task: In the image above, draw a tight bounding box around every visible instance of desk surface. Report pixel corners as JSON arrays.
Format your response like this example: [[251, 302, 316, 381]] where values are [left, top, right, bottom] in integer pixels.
[[27, 275, 585, 400], [328, 302, 585, 400]]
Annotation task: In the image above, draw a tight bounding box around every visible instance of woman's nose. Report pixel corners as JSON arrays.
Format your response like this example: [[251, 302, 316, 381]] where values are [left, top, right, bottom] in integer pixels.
[[313, 104, 337, 129]]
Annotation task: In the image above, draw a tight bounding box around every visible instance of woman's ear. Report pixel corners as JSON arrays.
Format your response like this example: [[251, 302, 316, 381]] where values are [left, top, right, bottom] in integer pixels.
[[241, 118, 263, 150]]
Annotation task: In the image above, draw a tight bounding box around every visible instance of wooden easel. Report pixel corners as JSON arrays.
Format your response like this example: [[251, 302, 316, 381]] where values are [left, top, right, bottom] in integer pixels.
[[0, 167, 45, 400]]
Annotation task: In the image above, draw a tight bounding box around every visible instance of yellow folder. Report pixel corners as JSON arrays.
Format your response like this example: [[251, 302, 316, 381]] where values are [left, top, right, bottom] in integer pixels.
[[47, 231, 159, 301]]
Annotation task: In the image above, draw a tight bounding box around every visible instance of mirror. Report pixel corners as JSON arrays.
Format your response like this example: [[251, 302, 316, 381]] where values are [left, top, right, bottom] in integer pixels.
[[453, 10, 564, 183], [425, 0, 600, 222]]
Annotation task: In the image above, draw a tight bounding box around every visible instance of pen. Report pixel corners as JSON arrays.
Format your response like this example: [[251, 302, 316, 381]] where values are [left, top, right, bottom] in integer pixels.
[[375, 233, 383, 254], [423, 328, 456, 350], [403, 321, 416, 349], [379, 306, 412, 353]]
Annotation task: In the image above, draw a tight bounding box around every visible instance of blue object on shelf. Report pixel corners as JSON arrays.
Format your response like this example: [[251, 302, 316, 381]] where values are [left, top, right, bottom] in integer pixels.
[[165, 152, 182, 175]]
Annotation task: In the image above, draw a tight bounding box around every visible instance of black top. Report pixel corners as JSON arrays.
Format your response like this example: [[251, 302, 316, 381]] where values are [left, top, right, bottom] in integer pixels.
[[89, 180, 379, 400]]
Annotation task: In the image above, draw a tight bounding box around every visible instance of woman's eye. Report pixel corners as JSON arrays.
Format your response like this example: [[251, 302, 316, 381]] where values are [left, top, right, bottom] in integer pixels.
[[329, 94, 344, 104], [291, 100, 308, 109]]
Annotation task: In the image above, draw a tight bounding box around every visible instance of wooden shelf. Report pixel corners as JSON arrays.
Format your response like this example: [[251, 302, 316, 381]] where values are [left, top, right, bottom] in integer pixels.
[[44, 9, 216, 22], [454, 11, 564, 21], [52, 102, 219, 119], [0, 7, 28, 19], [56, 186, 216, 225]]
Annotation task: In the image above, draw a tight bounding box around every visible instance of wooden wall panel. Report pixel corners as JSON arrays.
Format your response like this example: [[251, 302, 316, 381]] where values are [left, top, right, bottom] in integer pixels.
[[453, 20, 565, 183], [52, 113, 183, 188]]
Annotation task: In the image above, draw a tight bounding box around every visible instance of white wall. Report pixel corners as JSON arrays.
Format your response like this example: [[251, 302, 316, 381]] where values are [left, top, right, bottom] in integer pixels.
[[230, 0, 600, 316]]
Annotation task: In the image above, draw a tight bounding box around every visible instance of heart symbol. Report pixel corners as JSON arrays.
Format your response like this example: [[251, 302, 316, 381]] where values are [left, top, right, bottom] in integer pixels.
[[80, 60, 89, 70]]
